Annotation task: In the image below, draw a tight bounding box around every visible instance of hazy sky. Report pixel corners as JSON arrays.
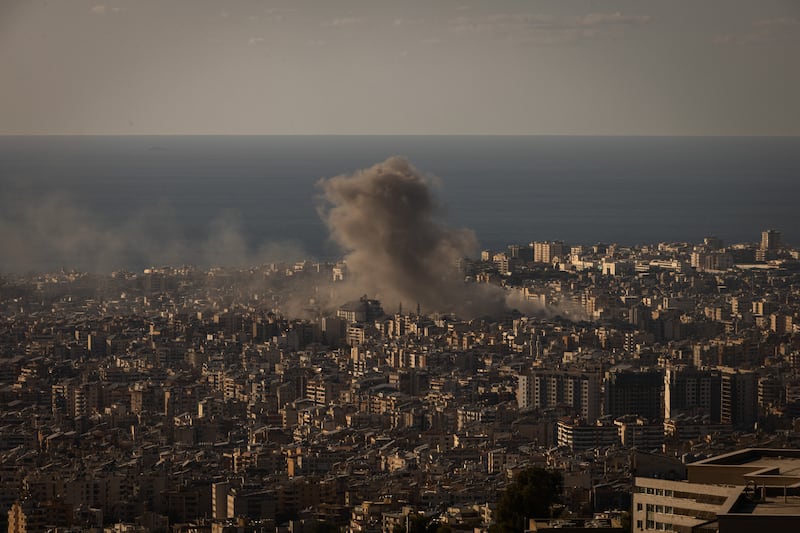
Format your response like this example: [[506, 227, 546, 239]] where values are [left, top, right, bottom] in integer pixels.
[[1, 0, 798, 135]]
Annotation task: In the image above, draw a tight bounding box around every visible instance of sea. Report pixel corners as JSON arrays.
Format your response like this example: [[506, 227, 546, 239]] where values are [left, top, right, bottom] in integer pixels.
[[1, 135, 799, 272]]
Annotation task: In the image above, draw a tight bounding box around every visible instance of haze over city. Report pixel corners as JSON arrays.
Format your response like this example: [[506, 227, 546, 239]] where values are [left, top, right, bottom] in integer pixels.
[[2, 2, 800, 533]]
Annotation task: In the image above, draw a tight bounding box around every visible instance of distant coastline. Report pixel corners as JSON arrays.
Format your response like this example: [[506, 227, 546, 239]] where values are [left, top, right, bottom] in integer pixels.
[[1, 135, 799, 272]]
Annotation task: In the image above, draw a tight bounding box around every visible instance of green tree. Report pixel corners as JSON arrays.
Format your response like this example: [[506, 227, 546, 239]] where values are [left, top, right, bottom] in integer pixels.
[[492, 467, 563, 533]]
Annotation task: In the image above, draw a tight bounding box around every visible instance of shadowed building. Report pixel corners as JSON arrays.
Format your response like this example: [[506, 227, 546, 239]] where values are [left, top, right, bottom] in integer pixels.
[[605, 369, 664, 421]]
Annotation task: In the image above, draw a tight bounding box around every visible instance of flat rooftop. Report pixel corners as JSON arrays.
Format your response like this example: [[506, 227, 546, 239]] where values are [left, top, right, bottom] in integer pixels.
[[727, 495, 800, 516], [744, 456, 800, 477], [750, 496, 800, 515], [688, 448, 800, 488], [692, 448, 800, 471]]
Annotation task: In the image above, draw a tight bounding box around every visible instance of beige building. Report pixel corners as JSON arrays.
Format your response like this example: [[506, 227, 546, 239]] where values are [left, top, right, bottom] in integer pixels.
[[518, 370, 602, 422], [633, 448, 800, 532], [531, 241, 565, 265]]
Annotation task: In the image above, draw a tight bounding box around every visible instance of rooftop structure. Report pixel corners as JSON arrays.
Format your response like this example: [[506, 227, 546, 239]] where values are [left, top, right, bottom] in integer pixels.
[[634, 449, 800, 533]]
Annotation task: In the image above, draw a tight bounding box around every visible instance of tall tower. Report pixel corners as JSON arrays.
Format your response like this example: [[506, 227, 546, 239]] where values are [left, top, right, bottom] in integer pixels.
[[760, 229, 781, 251], [720, 367, 757, 430], [605, 369, 664, 421], [664, 366, 722, 422], [530, 241, 565, 264]]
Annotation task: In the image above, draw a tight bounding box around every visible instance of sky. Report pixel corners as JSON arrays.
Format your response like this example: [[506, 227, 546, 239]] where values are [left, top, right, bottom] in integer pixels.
[[1, 0, 798, 135]]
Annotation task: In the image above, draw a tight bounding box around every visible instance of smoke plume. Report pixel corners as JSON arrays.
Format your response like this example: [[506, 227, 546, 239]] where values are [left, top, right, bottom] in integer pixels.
[[318, 156, 508, 316], [0, 194, 307, 273]]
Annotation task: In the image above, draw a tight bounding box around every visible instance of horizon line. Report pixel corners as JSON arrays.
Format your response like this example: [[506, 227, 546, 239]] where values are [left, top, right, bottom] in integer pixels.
[[2, 133, 800, 138]]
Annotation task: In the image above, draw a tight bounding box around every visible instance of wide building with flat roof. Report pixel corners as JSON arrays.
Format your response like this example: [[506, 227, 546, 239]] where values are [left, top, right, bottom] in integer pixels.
[[633, 448, 800, 532]]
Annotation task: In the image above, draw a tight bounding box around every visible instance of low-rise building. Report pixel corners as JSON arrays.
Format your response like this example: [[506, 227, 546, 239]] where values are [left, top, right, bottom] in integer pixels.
[[633, 448, 800, 532]]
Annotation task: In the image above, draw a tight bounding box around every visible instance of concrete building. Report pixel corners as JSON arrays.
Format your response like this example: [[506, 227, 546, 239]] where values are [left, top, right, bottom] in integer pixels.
[[337, 297, 384, 323], [760, 229, 781, 251], [614, 417, 664, 450], [518, 370, 602, 422], [531, 241, 566, 265], [493, 253, 510, 275], [719, 368, 757, 431], [664, 366, 721, 422], [605, 370, 664, 421], [556, 420, 619, 451], [633, 448, 800, 532]]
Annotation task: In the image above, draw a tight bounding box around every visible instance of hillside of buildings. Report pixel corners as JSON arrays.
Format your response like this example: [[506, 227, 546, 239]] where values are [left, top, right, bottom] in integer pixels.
[[2, 231, 800, 532]]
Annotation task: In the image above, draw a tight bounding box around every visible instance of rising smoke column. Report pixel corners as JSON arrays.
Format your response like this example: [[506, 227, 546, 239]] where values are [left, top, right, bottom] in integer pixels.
[[318, 156, 506, 316]]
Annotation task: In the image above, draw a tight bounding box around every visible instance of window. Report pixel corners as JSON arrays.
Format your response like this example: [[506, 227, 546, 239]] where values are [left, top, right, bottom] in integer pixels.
[[665, 489, 673, 497], [656, 505, 664, 513], [637, 503, 643, 511], [646, 504, 654, 512], [637, 520, 643, 530]]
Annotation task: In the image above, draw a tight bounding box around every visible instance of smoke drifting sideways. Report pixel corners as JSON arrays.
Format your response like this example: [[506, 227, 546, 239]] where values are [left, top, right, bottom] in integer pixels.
[[0, 194, 307, 274], [318, 156, 531, 318]]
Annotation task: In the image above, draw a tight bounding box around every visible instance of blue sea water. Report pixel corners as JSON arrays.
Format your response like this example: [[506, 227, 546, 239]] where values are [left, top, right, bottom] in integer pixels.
[[1, 135, 798, 272]]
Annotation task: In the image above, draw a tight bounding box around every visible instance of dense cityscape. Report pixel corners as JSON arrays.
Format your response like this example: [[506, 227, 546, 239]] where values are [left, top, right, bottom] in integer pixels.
[[2, 229, 800, 533], [4, 0, 798, 532]]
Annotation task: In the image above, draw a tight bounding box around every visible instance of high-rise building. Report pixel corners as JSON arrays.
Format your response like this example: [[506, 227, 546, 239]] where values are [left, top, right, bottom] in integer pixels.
[[517, 369, 602, 421], [760, 229, 781, 251], [492, 252, 510, 275], [720, 367, 757, 430], [664, 366, 721, 422], [605, 369, 664, 421], [336, 296, 384, 323], [530, 241, 566, 264], [704, 236, 723, 250]]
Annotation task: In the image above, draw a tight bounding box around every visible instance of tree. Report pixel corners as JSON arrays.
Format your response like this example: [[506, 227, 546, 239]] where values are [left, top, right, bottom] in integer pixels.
[[492, 467, 563, 533], [393, 513, 450, 533]]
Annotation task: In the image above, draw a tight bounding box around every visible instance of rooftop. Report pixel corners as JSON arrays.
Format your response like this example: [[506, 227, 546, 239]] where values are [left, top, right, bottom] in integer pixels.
[[694, 448, 800, 469], [689, 448, 800, 488], [745, 496, 800, 516]]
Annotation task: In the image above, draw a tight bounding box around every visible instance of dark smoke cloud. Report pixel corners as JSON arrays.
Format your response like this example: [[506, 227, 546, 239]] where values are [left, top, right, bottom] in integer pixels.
[[318, 156, 509, 316]]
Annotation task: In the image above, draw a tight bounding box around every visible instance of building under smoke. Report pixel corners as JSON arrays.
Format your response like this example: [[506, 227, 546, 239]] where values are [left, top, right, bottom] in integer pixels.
[[336, 296, 384, 323]]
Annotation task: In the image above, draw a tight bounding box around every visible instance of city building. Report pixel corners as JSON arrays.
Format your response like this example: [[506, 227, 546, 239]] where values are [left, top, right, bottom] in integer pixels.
[[605, 370, 664, 421], [664, 366, 722, 422], [518, 370, 602, 422], [531, 241, 566, 265], [633, 448, 800, 532]]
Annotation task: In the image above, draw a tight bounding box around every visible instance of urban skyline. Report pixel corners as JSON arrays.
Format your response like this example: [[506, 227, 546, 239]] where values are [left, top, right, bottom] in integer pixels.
[[3, 1, 800, 532]]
